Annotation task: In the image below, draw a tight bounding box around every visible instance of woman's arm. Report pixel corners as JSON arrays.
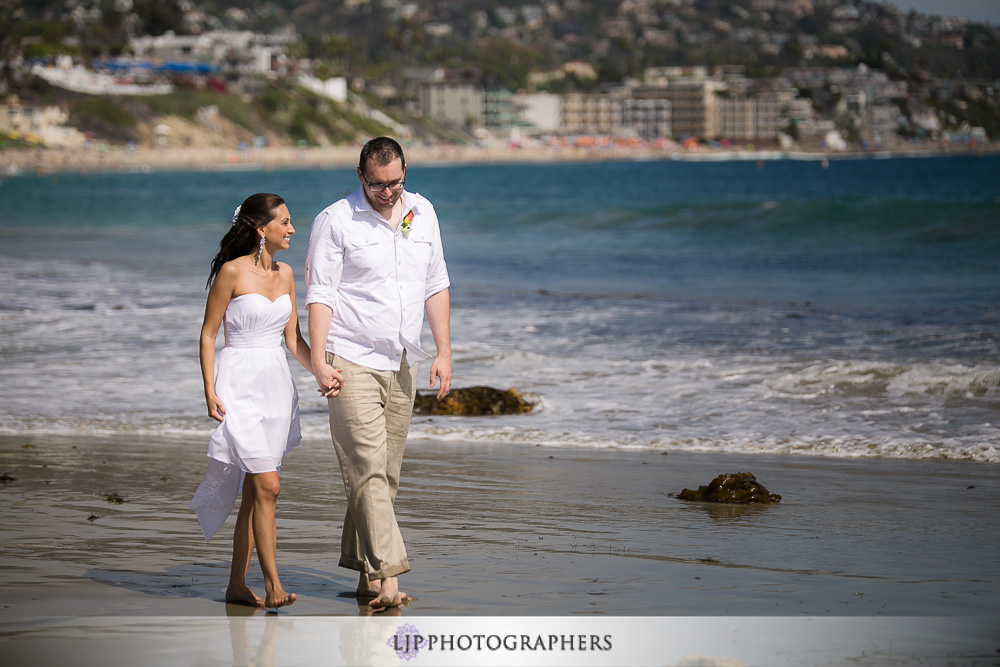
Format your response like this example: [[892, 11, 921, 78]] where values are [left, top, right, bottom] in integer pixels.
[[200, 263, 238, 422], [281, 265, 314, 373], [283, 265, 341, 397]]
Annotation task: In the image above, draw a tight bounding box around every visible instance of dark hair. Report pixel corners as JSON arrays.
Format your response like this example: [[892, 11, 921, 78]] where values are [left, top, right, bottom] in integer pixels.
[[206, 192, 285, 287], [359, 136, 405, 174]]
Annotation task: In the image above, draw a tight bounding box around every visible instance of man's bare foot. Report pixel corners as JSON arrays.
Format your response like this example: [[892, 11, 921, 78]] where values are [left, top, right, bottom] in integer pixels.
[[225, 585, 264, 608], [369, 577, 408, 610], [355, 572, 381, 598], [264, 588, 297, 609]]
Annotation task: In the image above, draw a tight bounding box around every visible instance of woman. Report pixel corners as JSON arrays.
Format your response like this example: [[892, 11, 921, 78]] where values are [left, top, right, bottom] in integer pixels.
[[189, 193, 338, 609]]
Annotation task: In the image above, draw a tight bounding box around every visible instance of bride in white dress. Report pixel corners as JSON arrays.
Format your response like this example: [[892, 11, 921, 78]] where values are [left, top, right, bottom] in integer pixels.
[[189, 193, 340, 609]]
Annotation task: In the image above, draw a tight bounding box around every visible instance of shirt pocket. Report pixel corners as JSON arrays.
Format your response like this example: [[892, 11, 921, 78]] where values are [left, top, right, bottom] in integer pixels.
[[403, 237, 433, 273], [345, 236, 381, 270]]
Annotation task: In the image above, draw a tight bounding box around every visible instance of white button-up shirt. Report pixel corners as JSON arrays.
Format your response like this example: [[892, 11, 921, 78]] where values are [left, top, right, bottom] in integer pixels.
[[304, 187, 450, 371]]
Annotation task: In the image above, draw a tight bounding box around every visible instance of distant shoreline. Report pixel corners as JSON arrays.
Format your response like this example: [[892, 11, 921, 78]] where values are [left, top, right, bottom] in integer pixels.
[[2, 141, 996, 176]]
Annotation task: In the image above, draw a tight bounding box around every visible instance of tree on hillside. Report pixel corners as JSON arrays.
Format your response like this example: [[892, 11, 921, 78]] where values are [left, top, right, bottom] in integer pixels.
[[132, 0, 186, 37], [472, 37, 544, 90]]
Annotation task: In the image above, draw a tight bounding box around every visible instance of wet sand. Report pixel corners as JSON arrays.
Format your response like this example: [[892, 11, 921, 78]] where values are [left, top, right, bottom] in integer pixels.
[[1, 432, 998, 664]]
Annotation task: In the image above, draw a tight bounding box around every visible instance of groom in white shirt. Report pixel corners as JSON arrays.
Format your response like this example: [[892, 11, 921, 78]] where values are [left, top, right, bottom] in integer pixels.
[[305, 136, 452, 610]]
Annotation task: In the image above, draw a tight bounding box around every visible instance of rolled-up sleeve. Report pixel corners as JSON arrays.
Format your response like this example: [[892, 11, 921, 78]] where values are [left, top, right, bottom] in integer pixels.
[[423, 207, 450, 300], [305, 208, 344, 308]]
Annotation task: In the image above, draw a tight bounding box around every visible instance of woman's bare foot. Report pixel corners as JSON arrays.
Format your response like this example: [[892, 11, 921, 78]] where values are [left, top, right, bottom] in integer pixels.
[[369, 577, 408, 610], [225, 585, 265, 608], [264, 588, 297, 609]]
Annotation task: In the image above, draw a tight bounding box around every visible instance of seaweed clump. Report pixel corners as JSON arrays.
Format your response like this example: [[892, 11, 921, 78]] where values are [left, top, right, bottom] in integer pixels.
[[677, 472, 781, 504], [413, 386, 538, 416]]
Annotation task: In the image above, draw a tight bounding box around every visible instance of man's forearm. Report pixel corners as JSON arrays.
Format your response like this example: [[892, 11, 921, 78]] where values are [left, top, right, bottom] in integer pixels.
[[308, 302, 333, 367], [425, 289, 451, 357]]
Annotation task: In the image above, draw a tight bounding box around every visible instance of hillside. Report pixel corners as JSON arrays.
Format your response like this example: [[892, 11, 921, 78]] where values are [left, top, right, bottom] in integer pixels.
[[196, 0, 1000, 84], [4, 0, 1000, 147], [10, 74, 474, 149]]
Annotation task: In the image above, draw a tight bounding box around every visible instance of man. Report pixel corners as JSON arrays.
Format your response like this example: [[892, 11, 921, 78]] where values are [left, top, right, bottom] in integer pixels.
[[305, 137, 451, 610]]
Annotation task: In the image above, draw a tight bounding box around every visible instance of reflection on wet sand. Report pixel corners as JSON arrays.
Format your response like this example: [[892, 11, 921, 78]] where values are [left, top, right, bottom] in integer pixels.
[[228, 616, 284, 666], [1, 433, 998, 621]]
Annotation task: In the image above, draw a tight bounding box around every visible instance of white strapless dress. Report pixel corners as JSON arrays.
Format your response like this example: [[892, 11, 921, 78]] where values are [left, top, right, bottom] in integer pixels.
[[189, 293, 301, 540]]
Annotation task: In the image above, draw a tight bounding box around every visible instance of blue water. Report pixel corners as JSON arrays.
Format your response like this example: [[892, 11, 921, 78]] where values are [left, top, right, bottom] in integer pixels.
[[1, 154, 998, 460]]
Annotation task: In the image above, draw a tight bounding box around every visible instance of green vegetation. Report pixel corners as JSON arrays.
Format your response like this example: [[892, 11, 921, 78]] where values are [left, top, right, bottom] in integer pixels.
[[0, 131, 41, 148], [3, 0, 998, 145], [472, 38, 546, 91], [145, 88, 254, 132], [6, 0, 1000, 88], [938, 98, 1000, 137], [254, 81, 393, 145], [8, 73, 402, 147], [69, 97, 135, 127]]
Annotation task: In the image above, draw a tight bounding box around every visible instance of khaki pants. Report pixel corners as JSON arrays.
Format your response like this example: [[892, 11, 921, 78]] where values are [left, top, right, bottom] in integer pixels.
[[326, 351, 416, 580]]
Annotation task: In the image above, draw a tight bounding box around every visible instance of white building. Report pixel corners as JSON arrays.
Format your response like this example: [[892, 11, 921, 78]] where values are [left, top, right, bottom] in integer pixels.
[[32, 58, 173, 96], [622, 98, 671, 138], [298, 75, 347, 103], [0, 98, 87, 147], [562, 89, 627, 135], [515, 93, 562, 133], [419, 82, 483, 130], [129, 30, 295, 77]]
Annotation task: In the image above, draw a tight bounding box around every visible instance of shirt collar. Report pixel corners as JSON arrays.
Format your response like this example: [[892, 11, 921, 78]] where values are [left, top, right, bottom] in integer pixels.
[[350, 187, 420, 219]]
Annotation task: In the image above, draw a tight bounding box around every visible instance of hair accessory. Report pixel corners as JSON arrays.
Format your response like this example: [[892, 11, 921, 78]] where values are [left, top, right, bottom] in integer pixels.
[[232, 205, 242, 225], [255, 234, 265, 266]]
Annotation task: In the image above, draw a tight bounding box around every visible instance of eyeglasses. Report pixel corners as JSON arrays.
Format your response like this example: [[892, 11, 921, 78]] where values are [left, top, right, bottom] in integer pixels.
[[362, 173, 405, 193]]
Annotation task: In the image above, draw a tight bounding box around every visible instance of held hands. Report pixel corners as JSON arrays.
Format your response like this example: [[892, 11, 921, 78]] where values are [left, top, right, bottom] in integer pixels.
[[315, 361, 346, 398], [429, 356, 452, 400], [314, 357, 447, 399]]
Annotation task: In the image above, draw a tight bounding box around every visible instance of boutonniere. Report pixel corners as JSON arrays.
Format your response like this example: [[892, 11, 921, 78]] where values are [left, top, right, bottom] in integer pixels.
[[400, 209, 414, 238]]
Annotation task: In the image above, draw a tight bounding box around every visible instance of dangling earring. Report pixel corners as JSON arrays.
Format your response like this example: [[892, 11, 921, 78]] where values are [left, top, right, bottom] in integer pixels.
[[255, 234, 265, 266]]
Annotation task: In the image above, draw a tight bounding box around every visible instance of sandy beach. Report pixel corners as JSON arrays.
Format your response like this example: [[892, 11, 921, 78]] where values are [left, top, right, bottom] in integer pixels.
[[2, 153, 998, 663], [1, 432, 998, 664], [3, 140, 996, 176], [0, 142, 658, 177]]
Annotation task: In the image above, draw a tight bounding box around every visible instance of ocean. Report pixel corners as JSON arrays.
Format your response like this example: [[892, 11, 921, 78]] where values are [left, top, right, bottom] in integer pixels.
[[1, 154, 998, 462]]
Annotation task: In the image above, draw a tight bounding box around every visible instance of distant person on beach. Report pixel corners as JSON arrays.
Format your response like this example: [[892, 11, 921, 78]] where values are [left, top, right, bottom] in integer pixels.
[[190, 192, 330, 609], [305, 136, 452, 610]]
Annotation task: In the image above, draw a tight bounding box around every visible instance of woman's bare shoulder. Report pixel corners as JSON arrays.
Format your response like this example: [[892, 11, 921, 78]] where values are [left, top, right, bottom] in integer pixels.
[[218, 258, 248, 279], [276, 261, 296, 280], [211, 259, 246, 292]]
